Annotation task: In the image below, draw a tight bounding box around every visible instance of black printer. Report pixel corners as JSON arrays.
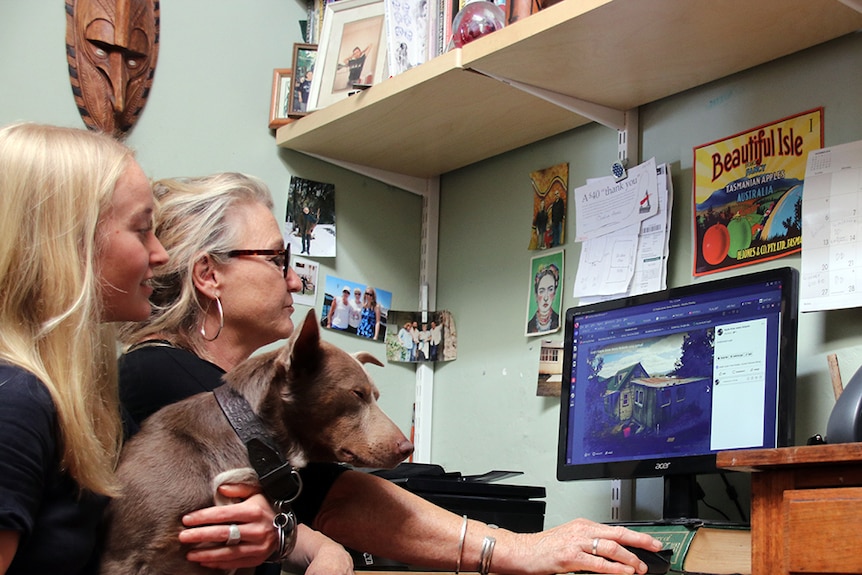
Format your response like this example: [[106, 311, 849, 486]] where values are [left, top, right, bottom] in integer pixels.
[[351, 463, 546, 570]]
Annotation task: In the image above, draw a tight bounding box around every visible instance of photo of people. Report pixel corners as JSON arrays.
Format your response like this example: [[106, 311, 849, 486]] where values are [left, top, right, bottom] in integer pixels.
[[320, 274, 391, 341], [525, 250, 564, 337], [332, 13, 384, 92], [529, 162, 568, 250], [385, 310, 457, 363], [285, 176, 336, 258], [291, 255, 319, 307], [289, 43, 316, 117]]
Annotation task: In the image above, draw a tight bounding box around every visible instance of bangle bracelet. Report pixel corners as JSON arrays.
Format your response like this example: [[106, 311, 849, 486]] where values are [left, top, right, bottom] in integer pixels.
[[478, 535, 496, 575], [455, 515, 468, 574]]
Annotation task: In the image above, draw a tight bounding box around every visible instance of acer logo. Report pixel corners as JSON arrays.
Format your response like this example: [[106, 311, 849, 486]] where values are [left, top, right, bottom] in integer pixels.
[[655, 462, 671, 470]]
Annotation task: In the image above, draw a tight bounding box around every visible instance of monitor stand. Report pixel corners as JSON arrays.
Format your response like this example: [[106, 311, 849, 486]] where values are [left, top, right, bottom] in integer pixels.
[[662, 474, 702, 523]]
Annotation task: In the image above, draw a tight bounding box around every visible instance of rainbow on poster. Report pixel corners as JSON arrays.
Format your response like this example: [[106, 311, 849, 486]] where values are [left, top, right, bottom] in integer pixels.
[[692, 109, 823, 276]]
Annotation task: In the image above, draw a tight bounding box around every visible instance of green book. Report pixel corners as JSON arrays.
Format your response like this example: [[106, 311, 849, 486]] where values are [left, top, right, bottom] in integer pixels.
[[626, 523, 751, 574], [626, 524, 697, 573]]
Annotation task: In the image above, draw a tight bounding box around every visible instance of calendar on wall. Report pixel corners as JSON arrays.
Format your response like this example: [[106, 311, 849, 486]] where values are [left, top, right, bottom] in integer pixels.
[[800, 139, 862, 312]]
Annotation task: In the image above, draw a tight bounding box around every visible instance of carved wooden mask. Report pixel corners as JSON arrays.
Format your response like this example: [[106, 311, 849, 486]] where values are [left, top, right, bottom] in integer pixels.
[[66, 0, 159, 139]]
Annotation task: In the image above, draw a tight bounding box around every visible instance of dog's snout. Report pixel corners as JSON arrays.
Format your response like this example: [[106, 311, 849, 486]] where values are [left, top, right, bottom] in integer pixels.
[[398, 438, 415, 460]]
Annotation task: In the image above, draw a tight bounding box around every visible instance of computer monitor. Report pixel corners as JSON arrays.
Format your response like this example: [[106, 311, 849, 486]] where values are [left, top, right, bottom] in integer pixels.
[[556, 267, 798, 521]]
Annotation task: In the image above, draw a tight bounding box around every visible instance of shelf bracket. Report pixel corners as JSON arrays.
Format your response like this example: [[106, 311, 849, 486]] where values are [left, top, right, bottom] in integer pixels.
[[302, 152, 431, 197], [469, 68, 639, 167]]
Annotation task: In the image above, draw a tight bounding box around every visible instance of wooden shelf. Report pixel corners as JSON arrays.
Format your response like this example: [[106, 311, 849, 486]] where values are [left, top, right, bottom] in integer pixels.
[[276, 0, 862, 179]]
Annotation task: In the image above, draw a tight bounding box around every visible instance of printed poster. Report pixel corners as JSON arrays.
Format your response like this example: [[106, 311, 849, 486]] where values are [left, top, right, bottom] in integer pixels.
[[692, 109, 823, 276]]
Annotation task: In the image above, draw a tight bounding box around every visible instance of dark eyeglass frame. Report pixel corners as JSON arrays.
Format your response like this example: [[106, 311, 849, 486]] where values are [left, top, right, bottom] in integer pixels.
[[225, 245, 291, 278]]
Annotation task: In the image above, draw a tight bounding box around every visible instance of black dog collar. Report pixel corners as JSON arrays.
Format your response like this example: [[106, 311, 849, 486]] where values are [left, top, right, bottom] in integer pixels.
[[213, 384, 303, 503]]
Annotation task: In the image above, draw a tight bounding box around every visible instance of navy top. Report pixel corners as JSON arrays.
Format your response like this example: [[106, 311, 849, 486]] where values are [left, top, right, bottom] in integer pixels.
[[0, 364, 107, 575]]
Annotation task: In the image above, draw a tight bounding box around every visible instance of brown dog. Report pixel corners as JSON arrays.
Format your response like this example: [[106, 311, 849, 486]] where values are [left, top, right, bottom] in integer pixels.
[[99, 310, 413, 575]]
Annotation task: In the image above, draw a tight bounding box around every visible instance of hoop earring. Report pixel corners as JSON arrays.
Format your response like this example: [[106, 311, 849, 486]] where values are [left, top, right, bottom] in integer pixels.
[[201, 296, 224, 342]]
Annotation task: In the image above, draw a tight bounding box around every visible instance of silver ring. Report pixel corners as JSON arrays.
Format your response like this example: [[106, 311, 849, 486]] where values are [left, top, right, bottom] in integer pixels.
[[226, 523, 241, 546], [591, 537, 599, 555]]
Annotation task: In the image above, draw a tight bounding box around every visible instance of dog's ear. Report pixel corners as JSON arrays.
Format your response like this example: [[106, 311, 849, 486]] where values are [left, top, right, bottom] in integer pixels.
[[354, 351, 384, 368], [286, 309, 324, 372]]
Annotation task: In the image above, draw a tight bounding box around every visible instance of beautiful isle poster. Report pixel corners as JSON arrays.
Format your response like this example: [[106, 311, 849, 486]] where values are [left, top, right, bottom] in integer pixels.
[[692, 109, 823, 276]]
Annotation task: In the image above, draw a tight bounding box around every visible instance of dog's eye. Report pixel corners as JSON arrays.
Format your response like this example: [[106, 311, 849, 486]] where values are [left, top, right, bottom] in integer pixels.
[[352, 389, 366, 401]]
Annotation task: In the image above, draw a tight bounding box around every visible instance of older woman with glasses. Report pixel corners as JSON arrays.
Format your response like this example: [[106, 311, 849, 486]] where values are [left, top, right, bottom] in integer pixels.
[[119, 172, 661, 575]]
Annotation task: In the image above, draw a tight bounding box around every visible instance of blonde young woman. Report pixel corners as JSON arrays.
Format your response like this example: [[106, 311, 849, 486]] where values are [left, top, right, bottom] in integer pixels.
[[0, 122, 169, 574], [119, 172, 662, 575], [0, 125, 346, 575]]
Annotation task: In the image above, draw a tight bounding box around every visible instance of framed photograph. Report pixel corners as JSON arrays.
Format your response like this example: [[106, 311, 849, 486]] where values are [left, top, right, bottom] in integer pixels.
[[268, 68, 293, 129], [307, 0, 388, 112], [288, 43, 318, 118]]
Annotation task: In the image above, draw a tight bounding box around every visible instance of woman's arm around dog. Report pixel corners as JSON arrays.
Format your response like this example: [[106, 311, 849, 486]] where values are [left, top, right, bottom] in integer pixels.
[[179, 483, 353, 575]]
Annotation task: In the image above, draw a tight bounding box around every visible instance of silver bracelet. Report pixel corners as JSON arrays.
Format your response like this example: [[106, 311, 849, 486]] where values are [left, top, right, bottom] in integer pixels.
[[478, 535, 496, 575], [455, 515, 468, 574]]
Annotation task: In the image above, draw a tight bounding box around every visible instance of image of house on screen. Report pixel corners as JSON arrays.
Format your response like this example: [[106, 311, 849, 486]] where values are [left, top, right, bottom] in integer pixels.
[[601, 362, 710, 435]]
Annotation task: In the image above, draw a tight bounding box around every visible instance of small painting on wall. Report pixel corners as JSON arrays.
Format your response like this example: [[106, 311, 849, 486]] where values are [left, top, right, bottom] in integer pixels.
[[525, 249, 564, 337]]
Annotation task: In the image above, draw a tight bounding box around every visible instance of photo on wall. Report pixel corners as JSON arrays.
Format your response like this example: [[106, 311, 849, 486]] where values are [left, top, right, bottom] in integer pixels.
[[536, 339, 563, 397], [320, 274, 391, 341], [525, 249, 564, 337], [285, 176, 336, 258], [385, 310, 457, 363], [291, 255, 320, 307]]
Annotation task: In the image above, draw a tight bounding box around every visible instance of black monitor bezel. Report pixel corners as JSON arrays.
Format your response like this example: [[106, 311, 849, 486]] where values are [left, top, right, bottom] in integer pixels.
[[556, 266, 798, 483]]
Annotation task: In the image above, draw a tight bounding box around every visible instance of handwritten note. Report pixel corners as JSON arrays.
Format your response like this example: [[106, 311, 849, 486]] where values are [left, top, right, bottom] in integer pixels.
[[574, 157, 658, 241]]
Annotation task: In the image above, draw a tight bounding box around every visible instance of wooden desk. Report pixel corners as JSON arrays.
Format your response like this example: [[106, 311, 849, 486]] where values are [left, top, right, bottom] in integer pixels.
[[717, 443, 862, 575]]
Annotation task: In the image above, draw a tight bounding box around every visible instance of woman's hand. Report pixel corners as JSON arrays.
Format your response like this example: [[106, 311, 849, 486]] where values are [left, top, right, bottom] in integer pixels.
[[178, 482, 277, 570], [502, 519, 663, 575]]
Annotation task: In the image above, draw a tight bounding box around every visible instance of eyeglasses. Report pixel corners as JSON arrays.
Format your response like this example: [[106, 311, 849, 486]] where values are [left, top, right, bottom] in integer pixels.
[[225, 245, 290, 278]]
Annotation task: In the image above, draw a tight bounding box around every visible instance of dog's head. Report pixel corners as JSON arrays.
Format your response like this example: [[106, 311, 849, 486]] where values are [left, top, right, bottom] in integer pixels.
[[234, 309, 413, 470]]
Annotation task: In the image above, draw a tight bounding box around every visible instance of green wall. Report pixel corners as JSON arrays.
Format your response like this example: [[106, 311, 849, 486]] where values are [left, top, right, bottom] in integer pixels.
[[3, 1, 862, 530]]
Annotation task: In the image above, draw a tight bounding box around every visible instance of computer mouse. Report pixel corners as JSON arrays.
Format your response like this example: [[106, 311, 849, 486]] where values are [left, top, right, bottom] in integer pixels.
[[623, 546, 673, 575]]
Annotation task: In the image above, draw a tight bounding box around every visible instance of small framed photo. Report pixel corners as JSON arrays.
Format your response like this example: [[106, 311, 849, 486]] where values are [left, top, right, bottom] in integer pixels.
[[268, 68, 293, 129], [288, 43, 318, 118], [307, 0, 387, 112]]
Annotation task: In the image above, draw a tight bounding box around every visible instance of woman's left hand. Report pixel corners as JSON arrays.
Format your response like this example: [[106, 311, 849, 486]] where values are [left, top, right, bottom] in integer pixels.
[[179, 482, 277, 570]]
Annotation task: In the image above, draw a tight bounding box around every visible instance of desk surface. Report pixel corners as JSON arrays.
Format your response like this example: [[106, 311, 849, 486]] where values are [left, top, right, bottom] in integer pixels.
[[716, 442, 862, 472]]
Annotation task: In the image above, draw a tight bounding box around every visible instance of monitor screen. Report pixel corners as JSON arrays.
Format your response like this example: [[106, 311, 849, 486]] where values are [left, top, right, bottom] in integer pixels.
[[556, 267, 798, 520]]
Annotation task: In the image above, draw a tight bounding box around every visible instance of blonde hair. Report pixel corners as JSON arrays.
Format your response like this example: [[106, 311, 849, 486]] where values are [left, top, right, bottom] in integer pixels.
[[119, 173, 274, 359], [0, 123, 133, 496]]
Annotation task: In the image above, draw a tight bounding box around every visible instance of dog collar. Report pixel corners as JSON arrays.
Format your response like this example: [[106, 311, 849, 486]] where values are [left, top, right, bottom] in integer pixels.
[[213, 384, 303, 503]]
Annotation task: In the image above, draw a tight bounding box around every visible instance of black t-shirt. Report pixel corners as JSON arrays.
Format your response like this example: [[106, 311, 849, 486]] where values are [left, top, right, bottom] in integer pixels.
[[118, 344, 347, 526], [0, 364, 107, 575]]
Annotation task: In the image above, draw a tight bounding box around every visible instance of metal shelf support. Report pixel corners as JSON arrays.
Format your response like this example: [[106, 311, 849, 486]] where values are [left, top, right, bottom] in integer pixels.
[[469, 68, 640, 167]]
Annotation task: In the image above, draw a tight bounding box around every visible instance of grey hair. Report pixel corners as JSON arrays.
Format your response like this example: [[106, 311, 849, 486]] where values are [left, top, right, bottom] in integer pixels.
[[119, 172, 274, 355]]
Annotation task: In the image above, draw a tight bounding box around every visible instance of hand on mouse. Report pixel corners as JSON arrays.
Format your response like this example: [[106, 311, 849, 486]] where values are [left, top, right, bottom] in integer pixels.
[[489, 519, 663, 575]]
